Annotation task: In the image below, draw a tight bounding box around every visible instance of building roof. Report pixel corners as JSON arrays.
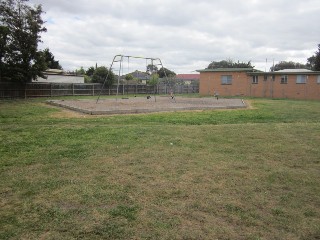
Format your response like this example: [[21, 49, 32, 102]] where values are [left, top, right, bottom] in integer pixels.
[[130, 70, 150, 79], [247, 69, 320, 75], [197, 68, 262, 73], [275, 69, 313, 73], [44, 69, 64, 75], [176, 74, 200, 80]]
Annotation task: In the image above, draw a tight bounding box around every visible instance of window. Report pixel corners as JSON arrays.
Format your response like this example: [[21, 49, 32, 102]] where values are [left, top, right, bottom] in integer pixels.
[[221, 75, 232, 85], [252, 76, 258, 84], [296, 75, 307, 84], [280, 75, 288, 84], [317, 75, 320, 84]]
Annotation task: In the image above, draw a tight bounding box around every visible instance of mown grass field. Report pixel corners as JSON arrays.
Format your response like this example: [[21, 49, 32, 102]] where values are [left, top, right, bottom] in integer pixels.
[[0, 96, 320, 239]]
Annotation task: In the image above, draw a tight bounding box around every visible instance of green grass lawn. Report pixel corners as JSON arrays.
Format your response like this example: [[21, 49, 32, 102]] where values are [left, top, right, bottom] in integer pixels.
[[0, 97, 320, 239]]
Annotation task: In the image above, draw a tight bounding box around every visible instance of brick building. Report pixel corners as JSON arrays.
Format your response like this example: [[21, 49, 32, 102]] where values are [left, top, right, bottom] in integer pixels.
[[198, 68, 320, 100]]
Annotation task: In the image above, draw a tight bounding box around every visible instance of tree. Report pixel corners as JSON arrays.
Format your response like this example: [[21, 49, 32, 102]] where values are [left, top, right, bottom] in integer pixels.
[[314, 44, 320, 71], [270, 61, 307, 72], [207, 59, 253, 69], [91, 66, 115, 87], [306, 44, 320, 71], [125, 74, 133, 81], [0, 26, 9, 81], [86, 66, 95, 76], [0, 0, 47, 83], [148, 73, 159, 84], [42, 48, 62, 69], [148, 73, 159, 101], [75, 66, 85, 76], [307, 55, 316, 70], [148, 73, 159, 96], [157, 67, 176, 78], [146, 64, 158, 74]]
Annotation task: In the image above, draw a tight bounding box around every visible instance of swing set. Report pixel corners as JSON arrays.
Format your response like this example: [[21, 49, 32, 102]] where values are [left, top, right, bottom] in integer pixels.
[[96, 54, 173, 103]]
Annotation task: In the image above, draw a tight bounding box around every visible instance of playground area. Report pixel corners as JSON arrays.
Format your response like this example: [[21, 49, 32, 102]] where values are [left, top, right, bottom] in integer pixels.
[[47, 97, 247, 115]]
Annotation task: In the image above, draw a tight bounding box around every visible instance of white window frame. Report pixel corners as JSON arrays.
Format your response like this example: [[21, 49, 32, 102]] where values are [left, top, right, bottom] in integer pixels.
[[296, 75, 307, 84], [280, 75, 288, 84], [317, 75, 320, 84], [221, 75, 232, 85], [252, 75, 258, 84]]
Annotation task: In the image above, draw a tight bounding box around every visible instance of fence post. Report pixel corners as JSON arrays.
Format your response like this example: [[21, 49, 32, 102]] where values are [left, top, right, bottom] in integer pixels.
[[93, 84, 94, 96], [50, 83, 52, 97]]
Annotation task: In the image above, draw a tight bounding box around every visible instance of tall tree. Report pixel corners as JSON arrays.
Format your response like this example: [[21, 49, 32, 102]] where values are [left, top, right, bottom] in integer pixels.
[[314, 44, 320, 71], [0, 26, 9, 81], [306, 55, 315, 70], [157, 67, 176, 78], [146, 64, 158, 74], [86, 66, 95, 76], [0, 0, 47, 83], [42, 48, 62, 69]]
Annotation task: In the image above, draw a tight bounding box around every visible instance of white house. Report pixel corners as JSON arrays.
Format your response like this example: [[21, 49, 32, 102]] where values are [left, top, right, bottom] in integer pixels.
[[34, 69, 84, 83]]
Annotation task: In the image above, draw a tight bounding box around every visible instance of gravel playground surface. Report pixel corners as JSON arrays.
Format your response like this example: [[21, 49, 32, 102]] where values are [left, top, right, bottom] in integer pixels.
[[47, 96, 247, 115]]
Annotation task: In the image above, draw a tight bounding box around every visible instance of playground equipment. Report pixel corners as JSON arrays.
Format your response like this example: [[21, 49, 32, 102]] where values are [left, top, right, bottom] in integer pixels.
[[96, 54, 170, 103]]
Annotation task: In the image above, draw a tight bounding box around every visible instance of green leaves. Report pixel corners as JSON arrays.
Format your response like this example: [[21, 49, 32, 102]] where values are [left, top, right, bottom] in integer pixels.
[[91, 66, 115, 86], [0, 0, 47, 83], [207, 59, 253, 69]]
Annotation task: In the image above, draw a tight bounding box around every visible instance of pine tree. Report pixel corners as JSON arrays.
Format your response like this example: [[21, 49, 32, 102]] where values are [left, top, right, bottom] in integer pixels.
[[42, 48, 62, 70]]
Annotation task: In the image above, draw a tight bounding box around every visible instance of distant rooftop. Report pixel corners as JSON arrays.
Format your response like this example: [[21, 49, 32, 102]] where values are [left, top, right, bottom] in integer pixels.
[[274, 69, 313, 73], [176, 74, 200, 80]]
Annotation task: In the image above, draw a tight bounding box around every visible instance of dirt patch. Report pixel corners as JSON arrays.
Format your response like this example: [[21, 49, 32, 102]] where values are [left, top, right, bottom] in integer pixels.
[[243, 100, 255, 109], [47, 97, 247, 115]]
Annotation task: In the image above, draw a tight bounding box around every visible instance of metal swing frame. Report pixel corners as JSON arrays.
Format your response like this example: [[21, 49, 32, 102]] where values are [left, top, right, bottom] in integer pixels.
[[96, 54, 170, 103]]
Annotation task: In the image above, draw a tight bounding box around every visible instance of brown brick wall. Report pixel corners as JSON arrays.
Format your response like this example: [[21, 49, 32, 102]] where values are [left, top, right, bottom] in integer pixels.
[[199, 72, 320, 100], [272, 75, 320, 100], [199, 71, 250, 96]]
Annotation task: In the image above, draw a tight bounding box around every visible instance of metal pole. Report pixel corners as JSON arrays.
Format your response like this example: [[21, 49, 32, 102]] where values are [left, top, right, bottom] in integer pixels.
[[116, 55, 123, 101], [157, 58, 175, 102], [96, 54, 122, 103]]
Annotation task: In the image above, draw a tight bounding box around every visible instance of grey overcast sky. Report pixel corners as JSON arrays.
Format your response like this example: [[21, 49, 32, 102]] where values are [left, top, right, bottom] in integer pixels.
[[29, 0, 320, 73]]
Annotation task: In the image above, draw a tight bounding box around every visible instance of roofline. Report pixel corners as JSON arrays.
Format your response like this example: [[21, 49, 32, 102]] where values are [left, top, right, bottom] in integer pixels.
[[196, 68, 262, 73], [247, 71, 320, 75], [196, 68, 320, 75]]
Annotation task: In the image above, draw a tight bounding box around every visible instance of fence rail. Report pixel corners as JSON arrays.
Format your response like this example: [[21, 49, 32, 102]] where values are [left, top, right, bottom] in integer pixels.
[[0, 82, 199, 99]]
